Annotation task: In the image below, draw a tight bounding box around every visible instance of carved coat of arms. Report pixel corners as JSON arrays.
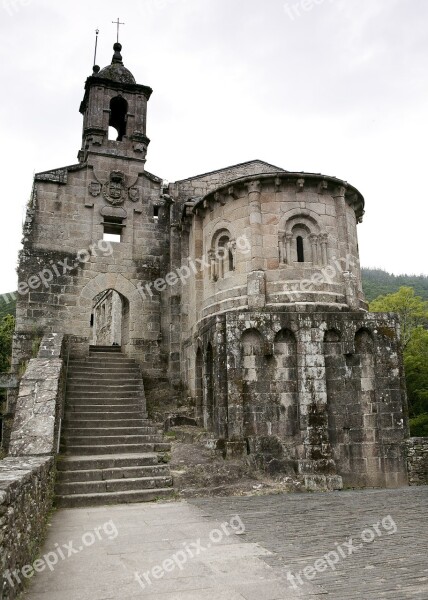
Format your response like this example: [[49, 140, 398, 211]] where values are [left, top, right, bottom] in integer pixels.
[[88, 181, 101, 197], [103, 171, 125, 205], [128, 186, 140, 202]]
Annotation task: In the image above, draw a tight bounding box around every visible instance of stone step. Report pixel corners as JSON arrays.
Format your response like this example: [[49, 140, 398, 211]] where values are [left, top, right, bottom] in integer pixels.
[[55, 488, 174, 508], [65, 405, 146, 414], [56, 453, 161, 471], [55, 475, 173, 495], [67, 390, 143, 398], [65, 426, 158, 436], [62, 442, 170, 455], [67, 384, 143, 392], [67, 372, 141, 380], [70, 360, 139, 368], [69, 362, 140, 369], [57, 464, 170, 482], [64, 419, 152, 429], [65, 409, 147, 419], [58, 350, 172, 507], [63, 434, 162, 445], [67, 398, 144, 406], [89, 346, 122, 353]]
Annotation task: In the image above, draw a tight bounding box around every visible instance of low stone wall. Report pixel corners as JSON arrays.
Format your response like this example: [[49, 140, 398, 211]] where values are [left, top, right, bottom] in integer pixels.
[[8, 333, 66, 457], [406, 438, 428, 485], [1, 333, 66, 598], [0, 456, 55, 600]]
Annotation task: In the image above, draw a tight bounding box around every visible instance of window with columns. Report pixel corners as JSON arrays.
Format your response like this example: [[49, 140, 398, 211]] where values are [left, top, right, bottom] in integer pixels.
[[209, 230, 236, 281], [279, 217, 328, 266]]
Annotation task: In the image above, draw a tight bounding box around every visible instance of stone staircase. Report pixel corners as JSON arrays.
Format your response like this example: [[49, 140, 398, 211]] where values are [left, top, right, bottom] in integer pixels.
[[56, 346, 173, 507]]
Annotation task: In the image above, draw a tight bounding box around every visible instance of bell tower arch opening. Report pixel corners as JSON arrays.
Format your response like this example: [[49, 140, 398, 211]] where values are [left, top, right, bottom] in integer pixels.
[[109, 96, 128, 141]]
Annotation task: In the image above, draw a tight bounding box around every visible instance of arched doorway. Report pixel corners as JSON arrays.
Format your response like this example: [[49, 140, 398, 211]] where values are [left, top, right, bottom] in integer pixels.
[[91, 289, 129, 348]]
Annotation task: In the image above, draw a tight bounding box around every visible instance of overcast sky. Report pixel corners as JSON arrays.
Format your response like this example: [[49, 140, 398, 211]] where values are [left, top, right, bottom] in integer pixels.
[[0, 0, 427, 294]]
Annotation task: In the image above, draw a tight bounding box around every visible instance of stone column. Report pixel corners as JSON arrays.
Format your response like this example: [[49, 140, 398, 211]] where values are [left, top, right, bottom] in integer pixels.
[[320, 234, 328, 266], [333, 185, 350, 261], [215, 315, 228, 439], [310, 234, 319, 266], [246, 180, 266, 308], [278, 231, 285, 264], [247, 180, 263, 272], [229, 240, 237, 271], [208, 250, 216, 281], [285, 234, 293, 265]]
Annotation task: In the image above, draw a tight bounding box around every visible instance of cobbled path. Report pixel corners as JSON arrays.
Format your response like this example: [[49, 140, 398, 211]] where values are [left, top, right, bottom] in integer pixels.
[[190, 486, 428, 599]]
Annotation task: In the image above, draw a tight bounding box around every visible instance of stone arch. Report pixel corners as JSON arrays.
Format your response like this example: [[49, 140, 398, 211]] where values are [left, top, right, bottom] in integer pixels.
[[206, 219, 237, 248], [77, 273, 145, 353], [241, 328, 264, 356], [355, 328, 374, 353], [324, 328, 342, 344], [279, 208, 322, 233], [278, 209, 328, 266], [209, 227, 236, 279]]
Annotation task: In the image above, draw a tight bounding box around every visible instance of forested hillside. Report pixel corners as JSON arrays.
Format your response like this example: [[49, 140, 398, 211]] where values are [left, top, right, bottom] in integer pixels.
[[0, 295, 16, 320], [362, 269, 428, 302]]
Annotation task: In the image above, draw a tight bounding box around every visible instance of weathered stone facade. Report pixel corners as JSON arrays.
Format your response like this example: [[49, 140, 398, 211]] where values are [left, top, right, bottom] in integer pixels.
[[0, 334, 65, 598], [405, 438, 428, 485], [9, 42, 409, 488], [0, 456, 55, 600]]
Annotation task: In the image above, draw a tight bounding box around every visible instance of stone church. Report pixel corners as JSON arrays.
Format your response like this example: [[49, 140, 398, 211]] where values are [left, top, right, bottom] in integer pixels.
[[9, 42, 409, 494]]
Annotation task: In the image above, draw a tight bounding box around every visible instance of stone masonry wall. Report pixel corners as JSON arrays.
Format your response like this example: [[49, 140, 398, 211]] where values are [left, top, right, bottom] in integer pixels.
[[186, 309, 409, 489], [0, 456, 55, 600], [8, 334, 66, 457], [0, 333, 65, 598], [406, 438, 428, 485]]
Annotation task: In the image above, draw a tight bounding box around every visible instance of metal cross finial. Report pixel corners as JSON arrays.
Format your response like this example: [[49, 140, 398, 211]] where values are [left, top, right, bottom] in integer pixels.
[[112, 17, 125, 43]]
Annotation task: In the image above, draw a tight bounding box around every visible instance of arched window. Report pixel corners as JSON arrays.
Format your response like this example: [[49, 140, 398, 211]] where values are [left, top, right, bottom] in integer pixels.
[[109, 96, 128, 141], [296, 236, 304, 262], [210, 230, 235, 280], [291, 224, 311, 263]]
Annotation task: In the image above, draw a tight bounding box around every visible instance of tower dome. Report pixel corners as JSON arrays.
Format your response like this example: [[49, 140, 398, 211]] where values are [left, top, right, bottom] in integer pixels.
[[97, 43, 136, 85]]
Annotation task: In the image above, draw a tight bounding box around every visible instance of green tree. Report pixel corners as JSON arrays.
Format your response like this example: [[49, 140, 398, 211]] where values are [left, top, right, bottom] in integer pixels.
[[369, 286, 428, 349], [0, 314, 15, 373], [404, 327, 428, 419]]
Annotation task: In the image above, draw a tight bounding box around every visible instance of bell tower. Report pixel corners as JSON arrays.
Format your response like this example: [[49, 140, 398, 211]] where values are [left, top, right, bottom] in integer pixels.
[[78, 43, 152, 163]]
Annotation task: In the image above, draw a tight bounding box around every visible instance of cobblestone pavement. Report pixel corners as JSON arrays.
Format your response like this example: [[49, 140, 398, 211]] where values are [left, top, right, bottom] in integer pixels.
[[21, 487, 427, 599], [190, 486, 428, 599]]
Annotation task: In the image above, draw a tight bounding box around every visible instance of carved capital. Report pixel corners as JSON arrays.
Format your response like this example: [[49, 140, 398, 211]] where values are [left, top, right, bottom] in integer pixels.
[[246, 180, 262, 195], [334, 184, 347, 198]]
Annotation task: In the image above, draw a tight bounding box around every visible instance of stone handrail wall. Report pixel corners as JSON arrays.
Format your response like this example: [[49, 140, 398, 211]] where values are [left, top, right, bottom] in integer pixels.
[[8, 333, 66, 457], [0, 457, 55, 600], [406, 438, 428, 485], [0, 333, 66, 599]]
